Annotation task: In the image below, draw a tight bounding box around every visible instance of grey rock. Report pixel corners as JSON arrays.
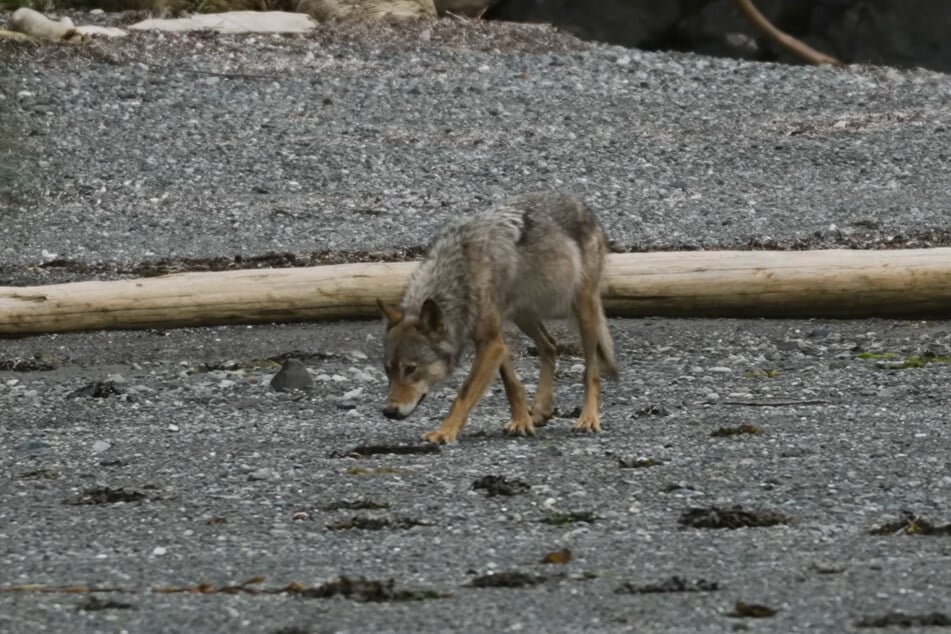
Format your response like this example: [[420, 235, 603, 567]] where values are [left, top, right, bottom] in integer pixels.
[[269, 359, 314, 393]]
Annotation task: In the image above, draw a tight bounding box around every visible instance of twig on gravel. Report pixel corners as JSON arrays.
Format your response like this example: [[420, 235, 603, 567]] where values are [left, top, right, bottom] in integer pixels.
[[444, 12, 475, 23], [732, 0, 842, 65], [138, 61, 282, 81], [720, 399, 831, 407]]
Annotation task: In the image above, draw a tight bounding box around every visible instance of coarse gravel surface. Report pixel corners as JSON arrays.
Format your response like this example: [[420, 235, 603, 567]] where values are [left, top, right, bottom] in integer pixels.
[[2, 13, 951, 285], [2, 12, 951, 634], [2, 318, 951, 633]]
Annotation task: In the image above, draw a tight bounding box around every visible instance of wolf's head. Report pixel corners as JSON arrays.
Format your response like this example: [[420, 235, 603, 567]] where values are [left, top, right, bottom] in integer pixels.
[[377, 298, 454, 420]]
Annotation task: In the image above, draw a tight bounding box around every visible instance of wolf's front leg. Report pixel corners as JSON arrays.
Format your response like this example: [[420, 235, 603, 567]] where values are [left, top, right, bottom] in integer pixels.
[[422, 337, 507, 444]]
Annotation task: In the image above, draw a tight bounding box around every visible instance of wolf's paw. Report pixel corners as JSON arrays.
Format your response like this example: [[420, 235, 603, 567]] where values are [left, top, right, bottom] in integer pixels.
[[529, 404, 554, 427], [572, 412, 601, 433], [503, 417, 535, 437], [422, 428, 457, 444]]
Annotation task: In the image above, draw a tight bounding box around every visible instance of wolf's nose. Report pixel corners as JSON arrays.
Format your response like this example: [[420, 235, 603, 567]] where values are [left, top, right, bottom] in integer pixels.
[[382, 406, 407, 420]]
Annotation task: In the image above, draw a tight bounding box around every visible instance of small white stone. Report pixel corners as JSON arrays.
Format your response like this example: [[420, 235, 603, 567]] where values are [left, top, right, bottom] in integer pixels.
[[350, 350, 368, 360], [705, 392, 720, 403], [247, 468, 272, 481], [152, 546, 167, 556], [709, 366, 731, 374], [341, 387, 363, 400], [92, 440, 111, 454], [168, 424, 180, 432]]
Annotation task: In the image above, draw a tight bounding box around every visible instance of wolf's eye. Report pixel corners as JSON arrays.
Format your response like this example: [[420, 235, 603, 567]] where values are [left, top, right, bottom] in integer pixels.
[[403, 364, 417, 376]]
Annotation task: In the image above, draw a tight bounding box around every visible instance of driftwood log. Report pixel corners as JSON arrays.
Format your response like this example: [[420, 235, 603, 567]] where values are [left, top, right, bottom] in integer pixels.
[[1, 248, 951, 336]]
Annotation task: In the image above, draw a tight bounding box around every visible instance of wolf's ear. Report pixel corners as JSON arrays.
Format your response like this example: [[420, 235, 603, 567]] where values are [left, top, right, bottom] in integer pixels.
[[419, 298, 444, 335], [377, 299, 404, 329]]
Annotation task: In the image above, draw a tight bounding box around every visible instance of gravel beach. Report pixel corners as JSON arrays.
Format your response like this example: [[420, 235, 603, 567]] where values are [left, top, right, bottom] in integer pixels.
[[2, 13, 951, 634]]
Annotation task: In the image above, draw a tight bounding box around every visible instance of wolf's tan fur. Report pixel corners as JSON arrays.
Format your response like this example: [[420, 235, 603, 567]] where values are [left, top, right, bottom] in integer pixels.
[[378, 192, 617, 444]]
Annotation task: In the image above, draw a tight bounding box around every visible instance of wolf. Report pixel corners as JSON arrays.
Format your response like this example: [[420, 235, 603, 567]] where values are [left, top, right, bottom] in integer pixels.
[[377, 191, 617, 445]]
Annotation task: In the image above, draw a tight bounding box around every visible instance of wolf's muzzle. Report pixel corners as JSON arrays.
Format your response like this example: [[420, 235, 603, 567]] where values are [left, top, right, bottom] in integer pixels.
[[382, 406, 408, 420], [382, 393, 425, 420]]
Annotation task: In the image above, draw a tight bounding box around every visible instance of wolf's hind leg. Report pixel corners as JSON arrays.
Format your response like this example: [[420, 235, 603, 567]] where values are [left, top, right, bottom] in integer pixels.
[[499, 353, 534, 436], [515, 317, 557, 426], [571, 282, 604, 433]]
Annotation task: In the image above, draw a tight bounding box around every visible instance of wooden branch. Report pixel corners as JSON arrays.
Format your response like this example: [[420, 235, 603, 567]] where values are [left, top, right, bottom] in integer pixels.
[[731, 0, 842, 66], [2, 248, 951, 336]]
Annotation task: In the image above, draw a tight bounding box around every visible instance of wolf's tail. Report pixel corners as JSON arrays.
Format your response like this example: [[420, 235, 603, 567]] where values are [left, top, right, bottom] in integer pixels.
[[595, 298, 618, 379]]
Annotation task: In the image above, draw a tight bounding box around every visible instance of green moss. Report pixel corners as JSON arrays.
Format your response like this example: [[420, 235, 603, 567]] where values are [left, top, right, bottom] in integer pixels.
[[896, 355, 951, 369], [246, 358, 282, 371], [858, 352, 951, 369], [743, 369, 780, 379], [540, 511, 597, 526]]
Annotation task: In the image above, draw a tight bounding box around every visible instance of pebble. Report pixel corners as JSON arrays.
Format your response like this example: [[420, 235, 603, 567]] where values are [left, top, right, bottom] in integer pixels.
[[152, 546, 167, 556], [704, 392, 720, 403], [248, 468, 276, 481], [18, 438, 50, 454], [341, 387, 363, 400], [92, 440, 111, 454], [352, 370, 377, 382]]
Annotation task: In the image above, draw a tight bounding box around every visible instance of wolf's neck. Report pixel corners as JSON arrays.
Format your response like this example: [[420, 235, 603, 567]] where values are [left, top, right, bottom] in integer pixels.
[[401, 259, 473, 351]]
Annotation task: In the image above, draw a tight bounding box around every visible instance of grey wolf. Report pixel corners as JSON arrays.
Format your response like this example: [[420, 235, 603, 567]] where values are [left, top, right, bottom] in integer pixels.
[[377, 191, 617, 444]]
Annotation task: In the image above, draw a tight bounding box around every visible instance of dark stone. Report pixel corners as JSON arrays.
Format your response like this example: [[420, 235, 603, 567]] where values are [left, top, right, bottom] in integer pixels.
[[269, 359, 314, 393]]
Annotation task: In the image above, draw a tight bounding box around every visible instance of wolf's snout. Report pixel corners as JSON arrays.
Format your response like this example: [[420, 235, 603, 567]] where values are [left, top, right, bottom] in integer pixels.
[[382, 393, 425, 420], [382, 405, 408, 420]]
